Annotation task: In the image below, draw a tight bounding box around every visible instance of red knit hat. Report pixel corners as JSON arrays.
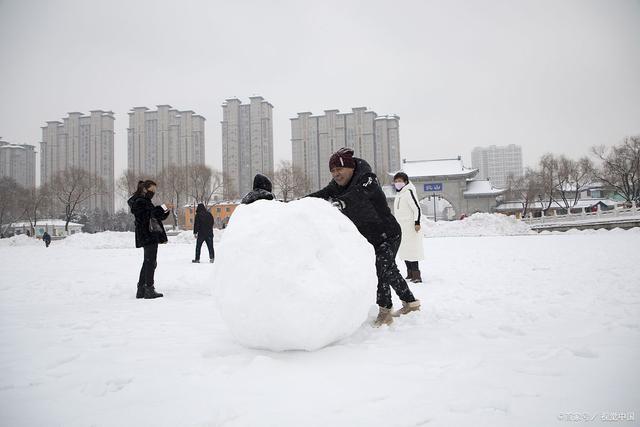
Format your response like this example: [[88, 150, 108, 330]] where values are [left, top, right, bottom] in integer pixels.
[[329, 147, 356, 170]]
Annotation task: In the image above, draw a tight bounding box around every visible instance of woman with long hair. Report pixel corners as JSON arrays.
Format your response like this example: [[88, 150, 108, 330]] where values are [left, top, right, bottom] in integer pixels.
[[127, 180, 170, 299], [392, 172, 425, 283]]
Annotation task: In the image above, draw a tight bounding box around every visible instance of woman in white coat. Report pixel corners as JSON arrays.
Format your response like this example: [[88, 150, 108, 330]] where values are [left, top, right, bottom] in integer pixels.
[[392, 172, 424, 283]]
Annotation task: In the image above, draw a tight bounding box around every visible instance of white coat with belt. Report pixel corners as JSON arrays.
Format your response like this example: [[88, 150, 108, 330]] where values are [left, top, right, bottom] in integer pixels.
[[393, 181, 425, 261]]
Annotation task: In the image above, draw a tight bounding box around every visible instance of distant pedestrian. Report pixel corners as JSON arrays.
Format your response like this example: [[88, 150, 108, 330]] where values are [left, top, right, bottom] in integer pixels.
[[307, 147, 420, 327], [392, 172, 424, 283], [241, 174, 275, 205], [192, 203, 215, 263], [128, 180, 170, 299], [42, 231, 51, 247]]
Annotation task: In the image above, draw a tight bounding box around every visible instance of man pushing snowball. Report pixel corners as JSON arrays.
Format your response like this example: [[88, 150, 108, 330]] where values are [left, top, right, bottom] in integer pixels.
[[308, 147, 421, 327]]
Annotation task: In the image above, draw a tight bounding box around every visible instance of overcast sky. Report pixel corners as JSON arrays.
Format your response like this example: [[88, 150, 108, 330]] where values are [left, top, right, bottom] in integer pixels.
[[1, 0, 639, 185]]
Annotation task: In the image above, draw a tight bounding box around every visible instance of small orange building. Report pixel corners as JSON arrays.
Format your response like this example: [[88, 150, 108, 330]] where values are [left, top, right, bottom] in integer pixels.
[[183, 201, 241, 230]]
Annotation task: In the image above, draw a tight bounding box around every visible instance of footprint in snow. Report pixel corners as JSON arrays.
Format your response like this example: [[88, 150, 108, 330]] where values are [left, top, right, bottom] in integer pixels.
[[498, 325, 526, 336], [567, 347, 599, 359]]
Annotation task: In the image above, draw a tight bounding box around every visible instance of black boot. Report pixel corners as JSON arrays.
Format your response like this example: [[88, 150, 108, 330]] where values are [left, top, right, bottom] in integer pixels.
[[411, 270, 423, 283], [136, 284, 145, 299], [404, 261, 412, 280], [144, 285, 164, 299]]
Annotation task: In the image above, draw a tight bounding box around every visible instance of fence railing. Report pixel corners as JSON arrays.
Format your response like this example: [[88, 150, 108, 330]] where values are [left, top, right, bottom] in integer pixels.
[[522, 201, 640, 226]]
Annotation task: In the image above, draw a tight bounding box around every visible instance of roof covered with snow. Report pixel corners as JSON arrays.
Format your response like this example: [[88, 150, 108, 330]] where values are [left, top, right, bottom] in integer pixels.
[[6, 220, 84, 227], [394, 158, 478, 179], [464, 179, 506, 197], [495, 198, 619, 211]]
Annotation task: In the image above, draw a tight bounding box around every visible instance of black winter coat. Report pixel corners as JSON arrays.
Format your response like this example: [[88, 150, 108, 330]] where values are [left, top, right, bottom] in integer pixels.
[[128, 194, 170, 248], [308, 157, 401, 246], [193, 205, 214, 237], [242, 174, 275, 205]]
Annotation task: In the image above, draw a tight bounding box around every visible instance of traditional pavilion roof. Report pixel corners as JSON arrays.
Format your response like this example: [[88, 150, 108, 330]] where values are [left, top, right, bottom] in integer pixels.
[[394, 157, 478, 179], [464, 179, 506, 197]]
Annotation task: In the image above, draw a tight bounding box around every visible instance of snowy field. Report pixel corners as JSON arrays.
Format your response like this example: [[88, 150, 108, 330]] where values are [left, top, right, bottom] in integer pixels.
[[1, 218, 639, 426]]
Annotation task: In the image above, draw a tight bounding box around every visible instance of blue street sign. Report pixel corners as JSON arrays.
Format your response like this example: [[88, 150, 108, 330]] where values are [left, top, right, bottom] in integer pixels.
[[424, 183, 443, 192]]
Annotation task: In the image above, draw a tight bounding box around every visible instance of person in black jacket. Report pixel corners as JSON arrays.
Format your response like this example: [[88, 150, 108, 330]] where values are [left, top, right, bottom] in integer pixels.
[[308, 147, 420, 327], [127, 180, 170, 299], [42, 231, 51, 247], [192, 203, 215, 263], [241, 174, 275, 205]]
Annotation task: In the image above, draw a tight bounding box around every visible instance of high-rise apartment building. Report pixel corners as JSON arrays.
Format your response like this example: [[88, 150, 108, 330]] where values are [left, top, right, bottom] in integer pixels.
[[221, 97, 274, 198], [41, 111, 115, 213], [127, 105, 206, 177], [471, 144, 523, 189], [291, 107, 400, 191], [0, 139, 36, 188]]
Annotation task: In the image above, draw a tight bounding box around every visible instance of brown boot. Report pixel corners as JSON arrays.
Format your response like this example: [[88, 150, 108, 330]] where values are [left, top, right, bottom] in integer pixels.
[[373, 307, 393, 327], [392, 300, 421, 317], [411, 270, 423, 283]]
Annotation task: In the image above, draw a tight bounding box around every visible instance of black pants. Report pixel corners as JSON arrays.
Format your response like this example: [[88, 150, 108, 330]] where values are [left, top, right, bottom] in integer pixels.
[[195, 235, 214, 261], [405, 260, 419, 272], [375, 235, 417, 309], [138, 243, 158, 286]]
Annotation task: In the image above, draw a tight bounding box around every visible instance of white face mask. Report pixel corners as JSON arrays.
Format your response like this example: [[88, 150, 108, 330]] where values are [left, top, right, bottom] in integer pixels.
[[394, 182, 405, 191]]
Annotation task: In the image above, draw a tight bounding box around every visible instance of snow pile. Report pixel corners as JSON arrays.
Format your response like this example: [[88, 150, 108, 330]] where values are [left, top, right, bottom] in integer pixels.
[[423, 212, 534, 237], [58, 231, 134, 249], [212, 198, 376, 351], [169, 229, 224, 244], [169, 230, 196, 244], [0, 234, 41, 247]]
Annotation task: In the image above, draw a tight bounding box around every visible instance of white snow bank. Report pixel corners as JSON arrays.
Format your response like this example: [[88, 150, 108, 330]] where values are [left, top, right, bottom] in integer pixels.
[[58, 231, 134, 249], [169, 230, 196, 244], [54, 229, 207, 249], [423, 212, 534, 237], [212, 198, 376, 351], [168, 229, 224, 244], [0, 234, 41, 247]]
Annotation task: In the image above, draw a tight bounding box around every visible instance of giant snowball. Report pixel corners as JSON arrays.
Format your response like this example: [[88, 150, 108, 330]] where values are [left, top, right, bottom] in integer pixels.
[[212, 197, 376, 351]]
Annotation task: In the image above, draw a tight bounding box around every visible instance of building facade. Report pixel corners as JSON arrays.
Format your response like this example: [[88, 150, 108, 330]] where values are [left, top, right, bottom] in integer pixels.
[[0, 139, 36, 188], [127, 105, 206, 178], [183, 200, 240, 230], [221, 97, 274, 198], [40, 111, 115, 213], [471, 144, 523, 189], [393, 157, 505, 219], [291, 107, 400, 191]]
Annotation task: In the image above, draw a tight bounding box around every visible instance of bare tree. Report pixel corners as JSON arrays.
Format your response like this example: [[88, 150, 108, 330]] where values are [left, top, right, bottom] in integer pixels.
[[187, 164, 224, 206], [273, 160, 311, 201], [116, 169, 139, 203], [159, 164, 187, 228], [0, 177, 24, 237], [592, 135, 640, 203], [22, 185, 52, 236], [537, 153, 558, 213], [506, 168, 540, 217], [554, 156, 594, 210], [50, 168, 106, 233]]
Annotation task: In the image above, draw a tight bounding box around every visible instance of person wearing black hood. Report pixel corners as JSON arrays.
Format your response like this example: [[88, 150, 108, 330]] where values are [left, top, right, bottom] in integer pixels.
[[241, 174, 275, 205], [42, 231, 51, 247], [127, 180, 170, 299], [307, 147, 421, 327], [192, 203, 215, 263]]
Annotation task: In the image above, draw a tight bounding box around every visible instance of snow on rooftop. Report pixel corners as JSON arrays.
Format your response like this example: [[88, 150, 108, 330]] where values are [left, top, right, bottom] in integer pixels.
[[464, 179, 506, 196], [396, 158, 478, 178], [6, 220, 83, 227], [495, 198, 619, 211]]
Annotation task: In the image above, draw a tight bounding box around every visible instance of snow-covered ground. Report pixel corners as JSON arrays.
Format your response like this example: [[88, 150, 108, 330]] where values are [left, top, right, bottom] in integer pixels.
[[1, 217, 639, 426]]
